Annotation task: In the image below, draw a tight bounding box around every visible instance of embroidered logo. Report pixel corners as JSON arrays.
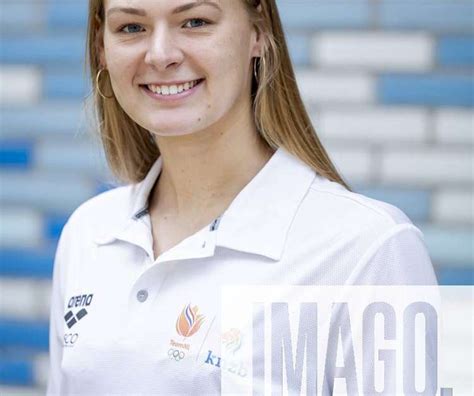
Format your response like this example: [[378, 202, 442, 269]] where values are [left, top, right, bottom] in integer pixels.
[[64, 293, 94, 328], [168, 303, 206, 362], [176, 303, 205, 337], [62, 293, 94, 348], [64, 309, 87, 329]]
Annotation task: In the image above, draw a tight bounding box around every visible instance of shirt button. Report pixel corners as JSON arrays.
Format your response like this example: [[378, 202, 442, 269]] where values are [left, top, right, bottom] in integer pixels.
[[136, 289, 148, 302]]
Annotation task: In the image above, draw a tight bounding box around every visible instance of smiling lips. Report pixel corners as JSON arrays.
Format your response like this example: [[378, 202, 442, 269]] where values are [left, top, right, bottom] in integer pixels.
[[144, 79, 204, 96]]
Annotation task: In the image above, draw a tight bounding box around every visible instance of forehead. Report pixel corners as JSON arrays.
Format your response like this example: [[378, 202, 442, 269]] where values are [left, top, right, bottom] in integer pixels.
[[104, 0, 229, 13]]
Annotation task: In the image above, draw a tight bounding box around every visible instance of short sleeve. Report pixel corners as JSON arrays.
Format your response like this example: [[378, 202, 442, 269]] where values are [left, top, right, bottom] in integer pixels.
[[338, 224, 439, 394], [347, 224, 438, 285], [46, 222, 70, 395]]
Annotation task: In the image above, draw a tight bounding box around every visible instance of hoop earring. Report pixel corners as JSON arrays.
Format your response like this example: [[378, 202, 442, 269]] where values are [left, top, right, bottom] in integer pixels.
[[96, 69, 114, 99], [253, 56, 267, 85], [253, 57, 260, 84]]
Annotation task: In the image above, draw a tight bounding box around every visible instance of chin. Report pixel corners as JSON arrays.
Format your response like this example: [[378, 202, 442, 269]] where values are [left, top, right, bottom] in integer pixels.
[[148, 124, 202, 137]]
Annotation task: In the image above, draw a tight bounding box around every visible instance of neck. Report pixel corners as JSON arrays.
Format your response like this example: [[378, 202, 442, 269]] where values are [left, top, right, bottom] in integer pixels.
[[149, 111, 274, 218]]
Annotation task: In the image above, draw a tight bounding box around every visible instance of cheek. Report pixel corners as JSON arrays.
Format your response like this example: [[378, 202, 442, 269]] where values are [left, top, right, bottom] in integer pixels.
[[106, 56, 139, 98], [210, 32, 252, 85], [229, 29, 254, 73], [104, 40, 136, 76]]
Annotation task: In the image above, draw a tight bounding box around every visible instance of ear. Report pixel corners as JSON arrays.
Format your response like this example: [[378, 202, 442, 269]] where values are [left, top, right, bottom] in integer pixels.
[[98, 48, 106, 69], [250, 4, 266, 58], [94, 18, 107, 69], [250, 28, 266, 58]]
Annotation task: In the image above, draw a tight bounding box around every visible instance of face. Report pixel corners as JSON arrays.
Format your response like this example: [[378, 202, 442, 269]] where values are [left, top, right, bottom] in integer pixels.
[[100, 0, 262, 137]]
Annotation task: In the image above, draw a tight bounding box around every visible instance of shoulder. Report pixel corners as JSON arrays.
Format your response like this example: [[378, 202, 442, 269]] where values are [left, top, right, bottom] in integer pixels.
[[291, 175, 436, 285], [289, 174, 424, 260], [298, 175, 414, 234]]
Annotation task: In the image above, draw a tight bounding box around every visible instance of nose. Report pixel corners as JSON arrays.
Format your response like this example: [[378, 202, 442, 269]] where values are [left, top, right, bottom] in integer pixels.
[[144, 26, 184, 71]]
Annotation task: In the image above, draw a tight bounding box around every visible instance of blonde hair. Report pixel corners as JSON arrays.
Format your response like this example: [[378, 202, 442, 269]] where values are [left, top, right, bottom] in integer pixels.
[[86, 0, 350, 189]]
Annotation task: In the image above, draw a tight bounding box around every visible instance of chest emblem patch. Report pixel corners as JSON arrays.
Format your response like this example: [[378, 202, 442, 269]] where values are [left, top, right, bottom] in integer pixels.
[[62, 293, 94, 348], [168, 303, 206, 362], [64, 293, 94, 328], [176, 303, 205, 337]]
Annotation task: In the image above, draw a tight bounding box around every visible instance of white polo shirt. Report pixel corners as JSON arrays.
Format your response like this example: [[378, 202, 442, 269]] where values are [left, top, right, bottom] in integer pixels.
[[46, 147, 437, 395]]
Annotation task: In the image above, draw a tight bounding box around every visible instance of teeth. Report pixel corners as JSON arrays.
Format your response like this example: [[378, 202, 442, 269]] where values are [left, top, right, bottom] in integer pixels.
[[147, 79, 200, 96]]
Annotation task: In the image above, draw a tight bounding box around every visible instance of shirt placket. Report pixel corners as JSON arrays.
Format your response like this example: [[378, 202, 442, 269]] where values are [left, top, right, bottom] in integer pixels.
[[119, 216, 221, 335]]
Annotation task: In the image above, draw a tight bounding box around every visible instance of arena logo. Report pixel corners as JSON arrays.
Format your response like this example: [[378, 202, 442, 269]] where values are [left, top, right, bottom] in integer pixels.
[[62, 293, 94, 348], [68, 293, 94, 308], [64, 293, 94, 329]]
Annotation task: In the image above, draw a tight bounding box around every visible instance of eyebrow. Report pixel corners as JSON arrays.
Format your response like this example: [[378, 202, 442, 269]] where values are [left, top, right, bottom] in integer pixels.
[[106, 1, 221, 18]]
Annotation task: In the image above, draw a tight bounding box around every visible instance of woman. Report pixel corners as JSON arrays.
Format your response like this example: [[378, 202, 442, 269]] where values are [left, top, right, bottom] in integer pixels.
[[47, 0, 437, 394]]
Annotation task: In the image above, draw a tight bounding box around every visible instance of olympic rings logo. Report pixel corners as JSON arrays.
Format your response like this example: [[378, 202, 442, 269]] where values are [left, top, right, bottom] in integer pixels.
[[168, 348, 186, 361], [64, 333, 79, 345]]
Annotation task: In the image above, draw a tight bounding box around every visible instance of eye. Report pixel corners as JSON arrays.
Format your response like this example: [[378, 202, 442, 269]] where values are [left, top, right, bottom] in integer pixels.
[[183, 18, 210, 29], [118, 23, 144, 34]]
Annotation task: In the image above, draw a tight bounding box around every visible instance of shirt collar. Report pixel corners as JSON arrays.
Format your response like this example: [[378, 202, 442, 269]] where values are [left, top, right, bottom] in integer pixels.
[[130, 156, 163, 220], [92, 157, 162, 246], [215, 147, 316, 260], [94, 147, 316, 261]]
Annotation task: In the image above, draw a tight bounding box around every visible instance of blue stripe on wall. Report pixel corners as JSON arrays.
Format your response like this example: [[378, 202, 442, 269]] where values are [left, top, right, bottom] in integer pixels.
[[380, 1, 474, 32], [437, 36, 474, 66], [286, 33, 311, 66], [277, 0, 370, 29], [378, 74, 474, 107], [45, 215, 69, 240], [356, 186, 430, 223], [46, 1, 88, 30], [0, 4, 44, 32], [43, 70, 91, 99], [421, 225, 474, 266], [0, 248, 55, 279], [0, 357, 34, 386], [0, 141, 33, 169], [0, 171, 95, 213], [0, 36, 85, 65], [0, 104, 83, 137], [0, 318, 49, 351], [436, 267, 474, 285]]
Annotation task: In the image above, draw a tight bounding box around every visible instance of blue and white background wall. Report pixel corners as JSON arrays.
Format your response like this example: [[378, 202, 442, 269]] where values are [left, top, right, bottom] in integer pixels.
[[0, 0, 473, 393]]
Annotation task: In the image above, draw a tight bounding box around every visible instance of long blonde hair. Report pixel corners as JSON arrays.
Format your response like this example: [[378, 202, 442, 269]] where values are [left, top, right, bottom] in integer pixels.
[[85, 0, 350, 189]]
